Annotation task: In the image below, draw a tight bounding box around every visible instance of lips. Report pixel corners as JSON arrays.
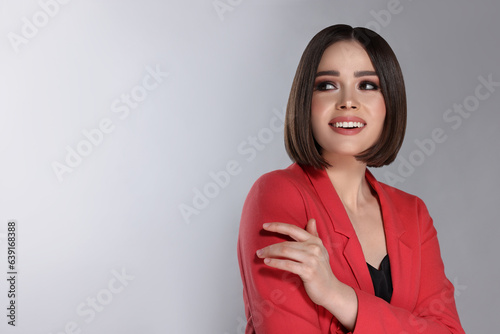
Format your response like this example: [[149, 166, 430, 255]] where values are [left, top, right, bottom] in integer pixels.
[[328, 116, 367, 135]]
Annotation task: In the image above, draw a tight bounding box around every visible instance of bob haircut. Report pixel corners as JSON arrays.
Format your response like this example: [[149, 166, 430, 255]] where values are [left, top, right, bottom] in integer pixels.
[[285, 24, 407, 168]]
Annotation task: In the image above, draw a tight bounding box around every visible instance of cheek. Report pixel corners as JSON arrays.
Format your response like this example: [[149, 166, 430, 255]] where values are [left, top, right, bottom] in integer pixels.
[[310, 96, 325, 131], [310, 96, 323, 115], [366, 96, 386, 124], [310, 111, 321, 139], [377, 100, 387, 124], [310, 95, 333, 131]]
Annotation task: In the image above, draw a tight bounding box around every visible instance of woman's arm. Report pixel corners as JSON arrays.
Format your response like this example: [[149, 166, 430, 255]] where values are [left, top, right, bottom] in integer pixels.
[[238, 171, 329, 333], [255, 196, 465, 333], [256, 220, 359, 331], [238, 172, 465, 333]]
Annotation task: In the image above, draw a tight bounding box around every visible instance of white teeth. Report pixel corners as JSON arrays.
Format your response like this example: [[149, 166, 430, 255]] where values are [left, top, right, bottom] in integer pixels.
[[333, 121, 365, 128]]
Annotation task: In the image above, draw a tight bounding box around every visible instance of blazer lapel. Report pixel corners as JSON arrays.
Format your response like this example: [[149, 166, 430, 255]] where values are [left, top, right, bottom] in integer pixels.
[[302, 165, 375, 294], [302, 165, 418, 307], [366, 170, 415, 308]]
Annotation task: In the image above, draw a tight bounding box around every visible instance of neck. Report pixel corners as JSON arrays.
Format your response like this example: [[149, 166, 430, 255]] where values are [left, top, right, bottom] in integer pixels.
[[324, 155, 371, 212]]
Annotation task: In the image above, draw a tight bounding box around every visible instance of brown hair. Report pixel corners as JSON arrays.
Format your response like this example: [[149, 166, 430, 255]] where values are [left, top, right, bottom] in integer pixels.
[[284, 24, 407, 168]]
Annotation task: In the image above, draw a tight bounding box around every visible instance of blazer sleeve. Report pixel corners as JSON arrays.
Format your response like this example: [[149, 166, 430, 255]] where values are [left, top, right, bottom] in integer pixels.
[[237, 172, 327, 333], [350, 198, 465, 334]]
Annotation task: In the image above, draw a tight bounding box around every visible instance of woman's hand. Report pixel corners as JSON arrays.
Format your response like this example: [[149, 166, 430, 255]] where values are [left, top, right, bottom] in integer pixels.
[[256, 219, 359, 330], [256, 219, 339, 308]]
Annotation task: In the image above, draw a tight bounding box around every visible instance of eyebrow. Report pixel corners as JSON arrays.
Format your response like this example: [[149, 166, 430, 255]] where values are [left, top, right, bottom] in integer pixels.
[[354, 70, 377, 77], [315, 70, 378, 77], [315, 70, 340, 77]]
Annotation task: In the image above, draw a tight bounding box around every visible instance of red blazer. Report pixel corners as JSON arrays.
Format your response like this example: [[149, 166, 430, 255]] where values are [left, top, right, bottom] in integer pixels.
[[237, 163, 465, 333]]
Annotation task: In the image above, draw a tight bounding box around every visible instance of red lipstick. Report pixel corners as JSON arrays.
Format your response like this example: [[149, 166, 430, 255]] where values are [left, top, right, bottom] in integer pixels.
[[328, 116, 367, 135]]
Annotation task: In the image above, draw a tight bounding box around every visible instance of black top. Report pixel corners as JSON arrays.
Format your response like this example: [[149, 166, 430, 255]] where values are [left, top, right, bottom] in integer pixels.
[[367, 254, 393, 303]]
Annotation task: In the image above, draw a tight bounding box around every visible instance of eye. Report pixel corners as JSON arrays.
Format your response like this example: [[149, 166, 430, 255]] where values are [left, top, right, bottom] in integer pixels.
[[315, 81, 337, 91], [359, 81, 379, 91]]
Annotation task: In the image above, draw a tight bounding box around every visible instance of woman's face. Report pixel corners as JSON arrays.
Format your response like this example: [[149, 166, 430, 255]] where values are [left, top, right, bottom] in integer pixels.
[[311, 40, 386, 163]]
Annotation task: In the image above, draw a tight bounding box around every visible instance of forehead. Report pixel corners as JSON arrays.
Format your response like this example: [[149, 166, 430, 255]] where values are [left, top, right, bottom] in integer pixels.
[[317, 40, 374, 72]]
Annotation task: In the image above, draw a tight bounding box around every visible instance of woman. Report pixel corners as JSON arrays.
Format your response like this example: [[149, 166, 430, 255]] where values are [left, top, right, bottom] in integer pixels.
[[237, 25, 465, 333]]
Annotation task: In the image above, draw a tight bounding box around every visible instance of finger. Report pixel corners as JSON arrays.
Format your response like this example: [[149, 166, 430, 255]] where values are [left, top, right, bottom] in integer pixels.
[[305, 218, 319, 237], [256, 242, 310, 263], [262, 222, 312, 242], [261, 257, 303, 276]]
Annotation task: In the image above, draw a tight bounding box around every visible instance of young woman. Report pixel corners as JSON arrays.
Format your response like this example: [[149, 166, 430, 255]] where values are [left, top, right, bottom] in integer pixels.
[[237, 25, 465, 333]]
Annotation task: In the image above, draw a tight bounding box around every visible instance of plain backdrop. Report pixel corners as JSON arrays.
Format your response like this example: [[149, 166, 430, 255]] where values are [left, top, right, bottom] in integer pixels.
[[0, 0, 498, 333]]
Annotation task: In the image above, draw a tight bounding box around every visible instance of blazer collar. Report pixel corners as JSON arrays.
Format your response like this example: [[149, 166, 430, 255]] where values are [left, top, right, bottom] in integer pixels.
[[301, 164, 355, 238], [300, 164, 413, 305], [300, 164, 406, 238]]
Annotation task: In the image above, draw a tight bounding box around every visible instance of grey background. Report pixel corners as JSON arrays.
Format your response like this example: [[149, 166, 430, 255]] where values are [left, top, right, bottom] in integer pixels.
[[0, 0, 498, 333]]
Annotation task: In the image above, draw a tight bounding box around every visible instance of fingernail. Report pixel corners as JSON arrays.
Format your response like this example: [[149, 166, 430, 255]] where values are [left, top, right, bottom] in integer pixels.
[[256, 249, 263, 257], [263, 223, 270, 228]]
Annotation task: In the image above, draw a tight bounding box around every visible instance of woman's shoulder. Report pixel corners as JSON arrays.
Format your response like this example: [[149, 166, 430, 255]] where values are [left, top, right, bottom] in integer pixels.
[[372, 175, 429, 216], [240, 164, 310, 227], [250, 163, 310, 191], [369, 171, 426, 204], [244, 163, 312, 205]]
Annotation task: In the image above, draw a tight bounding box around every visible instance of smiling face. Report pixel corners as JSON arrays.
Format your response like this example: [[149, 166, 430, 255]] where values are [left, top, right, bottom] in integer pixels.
[[311, 40, 386, 164]]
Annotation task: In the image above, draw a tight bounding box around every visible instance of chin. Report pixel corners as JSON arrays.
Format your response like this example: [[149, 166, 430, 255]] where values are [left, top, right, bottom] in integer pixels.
[[322, 145, 371, 157], [321, 150, 364, 163]]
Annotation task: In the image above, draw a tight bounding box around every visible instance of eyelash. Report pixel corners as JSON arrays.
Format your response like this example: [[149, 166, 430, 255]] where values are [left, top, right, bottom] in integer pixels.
[[315, 82, 336, 91], [359, 81, 379, 90], [314, 81, 380, 91]]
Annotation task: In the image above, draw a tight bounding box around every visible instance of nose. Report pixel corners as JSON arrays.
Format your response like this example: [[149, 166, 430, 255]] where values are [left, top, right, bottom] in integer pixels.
[[336, 90, 359, 110], [339, 101, 357, 110]]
